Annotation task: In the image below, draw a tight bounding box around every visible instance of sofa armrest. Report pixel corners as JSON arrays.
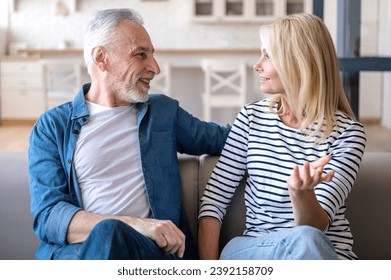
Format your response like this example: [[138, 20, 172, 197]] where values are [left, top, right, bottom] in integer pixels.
[[345, 152, 391, 260], [0, 152, 39, 260]]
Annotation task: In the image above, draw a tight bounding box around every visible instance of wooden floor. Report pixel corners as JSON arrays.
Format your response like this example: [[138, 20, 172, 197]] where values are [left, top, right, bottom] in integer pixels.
[[0, 121, 391, 152]]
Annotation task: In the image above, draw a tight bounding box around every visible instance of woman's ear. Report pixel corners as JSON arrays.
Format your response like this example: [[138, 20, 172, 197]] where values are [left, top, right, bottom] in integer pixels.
[[91, 46, 108, 72]]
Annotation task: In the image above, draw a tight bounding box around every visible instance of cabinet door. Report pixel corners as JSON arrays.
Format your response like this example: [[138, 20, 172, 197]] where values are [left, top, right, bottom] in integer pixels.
[[0, 60, 45, 120], [193, 0, 313, 22], [254, 0, 274, 16], [224, 0, 244, 16], [194, 0, 214, 16], [1, 89, 45, 119], [0, 61, 42, 74], [1, 76, 43, 89]]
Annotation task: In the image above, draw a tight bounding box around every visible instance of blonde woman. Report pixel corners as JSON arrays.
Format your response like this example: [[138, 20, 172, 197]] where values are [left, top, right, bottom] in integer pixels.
[[198, 13, 366, 260]]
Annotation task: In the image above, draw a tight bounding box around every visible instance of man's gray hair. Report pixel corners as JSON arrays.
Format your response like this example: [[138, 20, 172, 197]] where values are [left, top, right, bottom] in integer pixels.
[[83, 8, 144, 75]]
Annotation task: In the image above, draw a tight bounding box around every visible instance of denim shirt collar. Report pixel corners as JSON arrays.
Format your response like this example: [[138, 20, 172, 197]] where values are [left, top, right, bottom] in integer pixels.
[[72, 83, 90, 121]]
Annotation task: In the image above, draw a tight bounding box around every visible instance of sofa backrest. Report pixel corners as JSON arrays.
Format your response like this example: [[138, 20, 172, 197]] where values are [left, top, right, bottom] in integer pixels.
[[1, 151, 390, 260], [197, 155, 246, 250]]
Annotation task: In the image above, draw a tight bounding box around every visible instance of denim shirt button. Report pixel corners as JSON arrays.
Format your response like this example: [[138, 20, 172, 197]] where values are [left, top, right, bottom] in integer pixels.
[[67, 159, 72, 165]]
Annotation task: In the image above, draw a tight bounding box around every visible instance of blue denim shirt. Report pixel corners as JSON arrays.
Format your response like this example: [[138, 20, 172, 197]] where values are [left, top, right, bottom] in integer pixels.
[[28, 83, 230, 259]]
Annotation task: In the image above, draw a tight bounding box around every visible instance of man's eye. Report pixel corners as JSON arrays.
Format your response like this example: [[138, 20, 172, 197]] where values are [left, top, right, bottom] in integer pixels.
[[137, 53, 147, 59]]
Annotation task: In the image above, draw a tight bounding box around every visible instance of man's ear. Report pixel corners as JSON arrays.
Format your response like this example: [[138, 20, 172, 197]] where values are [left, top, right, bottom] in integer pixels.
[[91, 46, 108, 72]]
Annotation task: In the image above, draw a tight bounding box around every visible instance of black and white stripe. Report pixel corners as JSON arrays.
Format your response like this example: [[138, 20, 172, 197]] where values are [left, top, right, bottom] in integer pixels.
[[199, 98, 366, 260]]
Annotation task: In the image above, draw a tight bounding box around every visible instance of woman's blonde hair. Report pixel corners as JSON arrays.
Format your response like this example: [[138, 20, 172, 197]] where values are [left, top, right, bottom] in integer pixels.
[[259, 13, 355, 143]]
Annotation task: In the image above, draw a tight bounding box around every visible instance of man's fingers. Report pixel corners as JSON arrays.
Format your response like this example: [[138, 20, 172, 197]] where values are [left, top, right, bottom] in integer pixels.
[[177, 240, 186, 258], [152, 220, 186, 257]]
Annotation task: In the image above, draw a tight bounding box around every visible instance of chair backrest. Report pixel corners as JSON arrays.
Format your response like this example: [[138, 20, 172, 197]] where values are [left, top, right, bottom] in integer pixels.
[[41, 59, 84, 109], [201, 59, 247, 122], [149, 62, 171, 96]]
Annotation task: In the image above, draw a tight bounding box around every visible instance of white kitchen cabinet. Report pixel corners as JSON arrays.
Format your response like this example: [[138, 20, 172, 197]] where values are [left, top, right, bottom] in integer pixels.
[[0, 60, 45, 120], [11, 0, 78, 12], [192, 0, 313, 23]]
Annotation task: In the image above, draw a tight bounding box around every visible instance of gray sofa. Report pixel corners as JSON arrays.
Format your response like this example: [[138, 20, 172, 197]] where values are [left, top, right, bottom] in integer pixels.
[[1, 152, 390, 260]]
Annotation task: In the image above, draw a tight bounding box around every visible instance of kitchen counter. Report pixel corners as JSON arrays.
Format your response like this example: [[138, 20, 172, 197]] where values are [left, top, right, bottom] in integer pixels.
[[18, 48, 259, 56], [11, 48, 260, 68], [0, 54, 40, 61]]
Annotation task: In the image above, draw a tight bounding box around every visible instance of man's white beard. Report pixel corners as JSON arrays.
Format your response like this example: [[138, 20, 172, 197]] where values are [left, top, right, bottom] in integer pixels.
[[112, 80, 149, 104]]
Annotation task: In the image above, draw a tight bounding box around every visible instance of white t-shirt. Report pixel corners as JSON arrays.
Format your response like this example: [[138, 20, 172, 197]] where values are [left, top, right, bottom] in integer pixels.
[[74, 101, 150, 218]]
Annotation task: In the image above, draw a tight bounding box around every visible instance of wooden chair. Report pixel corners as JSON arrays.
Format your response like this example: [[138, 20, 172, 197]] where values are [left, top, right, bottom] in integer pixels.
[[41, 59, 84, 110], [149, 62, 171, 97], [201, 59, 247, 122]]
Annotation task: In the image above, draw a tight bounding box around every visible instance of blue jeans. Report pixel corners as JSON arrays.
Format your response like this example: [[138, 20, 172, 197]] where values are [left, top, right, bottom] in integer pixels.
[[220, 226, 339, 260], [52, 219, 192, 260]]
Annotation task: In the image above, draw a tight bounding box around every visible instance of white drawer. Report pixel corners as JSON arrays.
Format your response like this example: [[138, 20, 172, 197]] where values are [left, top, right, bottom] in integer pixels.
[[1, 89, 45, 119], [1, 76, 44, 88], [1, 61, 42, 74]]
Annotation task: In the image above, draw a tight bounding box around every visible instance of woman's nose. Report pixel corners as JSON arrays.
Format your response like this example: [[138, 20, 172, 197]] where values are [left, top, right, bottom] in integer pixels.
[[253, 59, 262, 72]]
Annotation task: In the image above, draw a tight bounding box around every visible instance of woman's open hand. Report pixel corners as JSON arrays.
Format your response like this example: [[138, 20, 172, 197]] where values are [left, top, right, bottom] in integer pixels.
[[288, 155, 335, 190]]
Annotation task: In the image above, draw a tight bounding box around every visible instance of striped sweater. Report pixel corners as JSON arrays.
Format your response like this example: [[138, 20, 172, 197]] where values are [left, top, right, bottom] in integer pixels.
[[199, 98, 367, 260]]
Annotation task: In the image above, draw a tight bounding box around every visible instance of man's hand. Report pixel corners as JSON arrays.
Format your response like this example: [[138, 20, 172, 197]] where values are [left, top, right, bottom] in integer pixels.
[[67, 211, 186, 258], [129, 218, 186, 258]]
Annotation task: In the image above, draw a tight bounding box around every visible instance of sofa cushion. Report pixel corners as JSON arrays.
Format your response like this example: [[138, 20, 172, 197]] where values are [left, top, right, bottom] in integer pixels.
[[0, 152, 39, 260]]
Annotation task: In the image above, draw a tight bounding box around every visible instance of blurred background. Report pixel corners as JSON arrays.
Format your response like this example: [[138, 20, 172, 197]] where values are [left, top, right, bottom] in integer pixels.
[[0, 0, 390, 152]]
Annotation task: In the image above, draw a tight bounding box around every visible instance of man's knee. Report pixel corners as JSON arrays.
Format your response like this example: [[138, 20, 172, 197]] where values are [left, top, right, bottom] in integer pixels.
[[89, 219, 137, 245], [92, 219, 128, 235], [81, 219, 142, 259]]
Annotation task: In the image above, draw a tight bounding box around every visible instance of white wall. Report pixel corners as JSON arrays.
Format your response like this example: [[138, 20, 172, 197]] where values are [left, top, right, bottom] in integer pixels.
[[359, 0, 382, 122], [0, 1, 9, 55], [358, 0, 391, 128], [379, 0, 391, 129], [7, 0, 261, 51], [323, 0, 338, 46]]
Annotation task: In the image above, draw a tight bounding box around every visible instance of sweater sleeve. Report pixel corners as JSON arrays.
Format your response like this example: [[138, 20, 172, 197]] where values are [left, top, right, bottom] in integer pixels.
[[314, 116, 366, 225], [198, 107, 250, 222]]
